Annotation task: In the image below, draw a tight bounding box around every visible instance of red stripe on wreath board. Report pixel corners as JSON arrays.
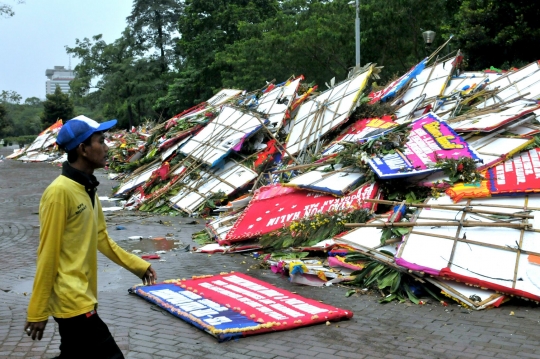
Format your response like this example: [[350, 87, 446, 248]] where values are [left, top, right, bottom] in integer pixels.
[[223, 182, 378, 244], [176, 272, 353, 329], [487, 148, 540, 194]]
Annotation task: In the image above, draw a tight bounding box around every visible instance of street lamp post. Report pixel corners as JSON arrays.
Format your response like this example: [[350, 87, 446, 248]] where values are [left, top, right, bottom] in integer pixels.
[[349, 0, 360, 67], [355, 0, 360, 67]]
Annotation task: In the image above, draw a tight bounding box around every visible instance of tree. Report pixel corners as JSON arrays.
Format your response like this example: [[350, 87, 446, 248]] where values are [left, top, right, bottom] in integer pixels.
[[24, 97, 42, 107], [156, 0, 279, 114], [216, 0, 355, 91], [127, 0, 182, 73], [40, 85, 75, 128], [61, 0, 453, 123], [444, 0, 540, 69], [0, 90, 22, 104], [0, 0, 23, 18], [0, 103, 13, 138], [215, 0, 447, 91], [67, 30, 165, 128], [0, 92, 42, 136]]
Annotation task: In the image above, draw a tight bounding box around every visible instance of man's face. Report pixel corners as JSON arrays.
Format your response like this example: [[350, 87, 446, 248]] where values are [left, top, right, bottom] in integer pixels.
[[81, 132, 109, 169]]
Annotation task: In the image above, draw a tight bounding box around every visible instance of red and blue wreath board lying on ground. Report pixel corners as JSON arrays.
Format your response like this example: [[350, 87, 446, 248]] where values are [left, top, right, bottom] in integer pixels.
[[129, 272, 353, 342]]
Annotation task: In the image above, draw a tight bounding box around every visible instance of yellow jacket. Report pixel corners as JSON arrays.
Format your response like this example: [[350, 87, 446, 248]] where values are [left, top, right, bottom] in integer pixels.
[[27, 175, 150, 322]]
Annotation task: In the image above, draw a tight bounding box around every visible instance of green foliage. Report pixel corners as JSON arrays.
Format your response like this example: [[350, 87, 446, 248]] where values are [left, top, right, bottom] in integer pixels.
[[192, 229, 214, 246], [345, 252, 420, 304], [0, 91, 42, 137], [155, 0, 280, 115], [353, 93, 397, 119], [197, 190, 228, 214], [16, 135, 36, 145], [217, 0, 449, 91], [435, 156, 484, 184], [40, 85, 74, 128], [522, 135, 540, 152], [67, 29, 167, 129], [380, 226, 410, 244], [127, 0, 182, 73], [0, 103, 11, 138], [378, 180, 433, 204], [4, 135, 36, 146], [443, 0, 540, 69], [332, 122, 411, 183], [0, 90, 22, 104], [0, 1, 23, 18], [216, 0, 354, 91], [57, 0, 538, 126], [109, 151, 157, 173], [269, 252, 309, 260], [259, 208, 370, 250]]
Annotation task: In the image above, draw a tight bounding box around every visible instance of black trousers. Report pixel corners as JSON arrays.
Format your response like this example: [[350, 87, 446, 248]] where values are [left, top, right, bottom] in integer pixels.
[[53, 312, 124, 359]]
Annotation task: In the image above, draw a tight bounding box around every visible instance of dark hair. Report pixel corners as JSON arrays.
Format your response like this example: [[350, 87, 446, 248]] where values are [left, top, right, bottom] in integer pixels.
[[66, 135, 93, 163]]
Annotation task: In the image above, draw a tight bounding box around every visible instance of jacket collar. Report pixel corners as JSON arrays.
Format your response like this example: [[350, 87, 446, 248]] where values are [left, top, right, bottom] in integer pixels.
[[62, 161, 100, 190]]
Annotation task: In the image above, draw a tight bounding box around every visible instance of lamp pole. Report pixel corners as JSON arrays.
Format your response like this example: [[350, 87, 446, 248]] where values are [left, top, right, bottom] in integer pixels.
[[355, 0, 360, 67]]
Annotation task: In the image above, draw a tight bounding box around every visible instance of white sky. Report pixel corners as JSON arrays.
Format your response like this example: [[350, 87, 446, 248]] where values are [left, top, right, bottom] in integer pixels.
[[0, 0, 134, 101]]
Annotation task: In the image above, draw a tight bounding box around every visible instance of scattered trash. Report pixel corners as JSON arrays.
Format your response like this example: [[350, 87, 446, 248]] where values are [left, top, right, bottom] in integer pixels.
[[116, 225, 126, 230]]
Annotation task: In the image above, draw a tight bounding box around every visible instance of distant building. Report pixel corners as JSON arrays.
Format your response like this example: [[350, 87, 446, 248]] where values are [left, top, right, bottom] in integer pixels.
[[45, 66, 75, 95]]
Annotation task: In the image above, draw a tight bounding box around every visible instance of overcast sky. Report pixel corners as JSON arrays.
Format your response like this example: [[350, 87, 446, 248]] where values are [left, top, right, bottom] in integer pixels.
[[0, 0, 134, 101]]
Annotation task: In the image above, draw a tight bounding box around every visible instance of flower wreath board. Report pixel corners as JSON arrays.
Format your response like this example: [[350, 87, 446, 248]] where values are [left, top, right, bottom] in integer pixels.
[[368, 113, 481, 179], [129, 272, 353, 342]]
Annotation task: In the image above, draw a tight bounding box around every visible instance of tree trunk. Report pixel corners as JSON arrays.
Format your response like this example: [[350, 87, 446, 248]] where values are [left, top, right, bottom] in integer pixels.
[[137, 99, 142, 124], [155, 10, 166, 73], [127, 104, 134, 129]]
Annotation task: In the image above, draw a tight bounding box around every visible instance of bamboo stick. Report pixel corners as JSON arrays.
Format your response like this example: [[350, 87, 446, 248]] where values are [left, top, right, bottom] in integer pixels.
[[251, 112, 300, 165], [363, 199, 534, 219], [448, 199, 470, 267], [423, 202, 540, 211], [447, 92, 531, 124], [320, 165, 356, 178], [271, 158, 335, 174], [512, 197, 528, 288], [409, 230, 540, 257], [429, 277, 502, 307], [345, 221, 530, 229]]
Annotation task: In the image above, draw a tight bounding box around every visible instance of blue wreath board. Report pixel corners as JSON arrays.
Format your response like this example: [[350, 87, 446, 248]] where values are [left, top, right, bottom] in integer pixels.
[[129, 282, 260, 342], [368, 114, 481, 179]]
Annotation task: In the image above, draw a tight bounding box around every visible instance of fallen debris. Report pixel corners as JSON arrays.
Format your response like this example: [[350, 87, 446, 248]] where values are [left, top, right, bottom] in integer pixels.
[[129, 272, 353, 341], [12, 48, 540, 311]]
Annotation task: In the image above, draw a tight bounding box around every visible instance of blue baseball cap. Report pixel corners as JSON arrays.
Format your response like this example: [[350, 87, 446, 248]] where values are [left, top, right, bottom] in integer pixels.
[[56, 115, 117, 151]]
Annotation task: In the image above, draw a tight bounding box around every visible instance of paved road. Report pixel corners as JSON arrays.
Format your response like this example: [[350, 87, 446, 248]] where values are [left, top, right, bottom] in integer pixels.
[[1, 145, 540, 359]]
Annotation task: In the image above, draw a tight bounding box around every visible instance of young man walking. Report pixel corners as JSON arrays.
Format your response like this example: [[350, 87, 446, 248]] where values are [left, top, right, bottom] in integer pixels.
[[24, 116, 157, 359]]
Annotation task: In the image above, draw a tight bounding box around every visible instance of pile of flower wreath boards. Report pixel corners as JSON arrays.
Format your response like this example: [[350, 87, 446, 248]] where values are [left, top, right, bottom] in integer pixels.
[[14, 42, 540, 310]]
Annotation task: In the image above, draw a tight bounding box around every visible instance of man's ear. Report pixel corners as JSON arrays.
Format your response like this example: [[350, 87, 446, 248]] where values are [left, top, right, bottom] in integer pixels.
[[77, 143, 87, 158]]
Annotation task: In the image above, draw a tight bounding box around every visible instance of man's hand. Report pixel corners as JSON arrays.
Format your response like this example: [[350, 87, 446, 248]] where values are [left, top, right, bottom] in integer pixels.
[[142, 266, 157, 285], [24, 320, 48, 340]]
